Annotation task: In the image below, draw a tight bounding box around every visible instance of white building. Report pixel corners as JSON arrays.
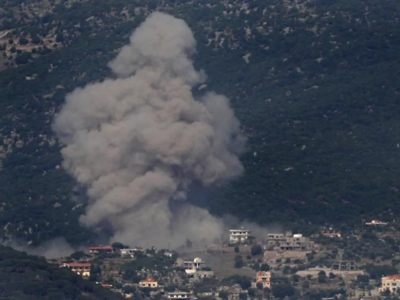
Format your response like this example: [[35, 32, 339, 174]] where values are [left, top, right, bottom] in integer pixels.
[[229, 228, 251, 244], [184, 257, 206, 274], [120, 248, 137, 258], [167, 292, 191, 300], [61, 262, 91, 277], [139, 277, 158, 289], [164, 251, 174, 258], [380, 275, 400, 293]]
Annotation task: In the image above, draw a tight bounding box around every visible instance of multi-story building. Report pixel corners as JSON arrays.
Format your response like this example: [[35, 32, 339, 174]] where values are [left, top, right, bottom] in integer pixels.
[[267, 232, 314, 251], [120, 248, 140, 258], [180, 257, 214, 280], [139, 277, 158, 289], [229, 228, 251, 244], [256, 271, 271, 289], [332, 260, 356, 271], [380, 275, 400, 293], [61, 262, 91, 277], [183, 257, 206, 274]]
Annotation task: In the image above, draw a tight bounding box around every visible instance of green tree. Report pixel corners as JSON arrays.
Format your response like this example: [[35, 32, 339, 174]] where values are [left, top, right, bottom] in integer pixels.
[[15, 52, 31, 64], [219, 290, 228, 300], [251, 244, 263, 256], [19, 37, 29, 45], [240, 279, 251, 290], [272, 284, 296, 299], [112, 242, 124, 249], [260, 263, 270, 271], [302, 281, 310, 289], [164, 286, 176, 292], [235, 255, 244, 268], [318, 271, 327, 283], [69, 251, 86, 260], [283, 266, 290, 275], [31, 35, 41, 44], [56, 33, 65, 43]]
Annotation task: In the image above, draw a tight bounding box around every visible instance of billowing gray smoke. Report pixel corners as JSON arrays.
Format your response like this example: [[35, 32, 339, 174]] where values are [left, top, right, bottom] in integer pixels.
[[53, 12, 245, 248]]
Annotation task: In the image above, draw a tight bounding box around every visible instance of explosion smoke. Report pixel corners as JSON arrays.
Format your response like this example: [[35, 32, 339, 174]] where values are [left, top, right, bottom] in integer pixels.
[[53, 12, 246, 247]]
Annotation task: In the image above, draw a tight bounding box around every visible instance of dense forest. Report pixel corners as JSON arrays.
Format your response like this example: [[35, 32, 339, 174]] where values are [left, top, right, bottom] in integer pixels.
[[0, 0, 399, 245]]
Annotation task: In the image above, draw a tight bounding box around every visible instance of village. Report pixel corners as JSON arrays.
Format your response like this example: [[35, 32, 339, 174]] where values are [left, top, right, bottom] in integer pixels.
[[50, 219, 400, 300]]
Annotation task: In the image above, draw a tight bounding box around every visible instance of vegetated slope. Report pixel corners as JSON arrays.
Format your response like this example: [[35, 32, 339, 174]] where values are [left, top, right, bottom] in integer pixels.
[[0, 245, 124, 300], [198, 0, 400, 226], [0, 0, 399, 245]]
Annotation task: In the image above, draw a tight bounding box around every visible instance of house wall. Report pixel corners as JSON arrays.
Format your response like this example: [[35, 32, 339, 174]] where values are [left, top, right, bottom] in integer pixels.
[[380, 278, 400, 293], [139, 282, 158, 288]]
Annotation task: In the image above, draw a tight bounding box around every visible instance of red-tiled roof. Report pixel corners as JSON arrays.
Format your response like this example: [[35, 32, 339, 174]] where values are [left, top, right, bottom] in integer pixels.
[[140, 277, 157, 283], [101, 284, 112, 288], [386, 275, 400, 280], [256, 271, 270, 276], [89, 246, 113, 250], [323, 232, 341, 237], [66, 262, 91, 267]]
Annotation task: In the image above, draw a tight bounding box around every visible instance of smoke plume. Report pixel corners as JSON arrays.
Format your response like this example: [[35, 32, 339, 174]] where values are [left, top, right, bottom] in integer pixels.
[[53, 12, 245, 248], [9, 238, 78, 259]]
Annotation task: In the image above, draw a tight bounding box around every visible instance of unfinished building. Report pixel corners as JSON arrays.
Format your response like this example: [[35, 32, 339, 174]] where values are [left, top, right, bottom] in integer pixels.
[[267, 231, 314, 251]]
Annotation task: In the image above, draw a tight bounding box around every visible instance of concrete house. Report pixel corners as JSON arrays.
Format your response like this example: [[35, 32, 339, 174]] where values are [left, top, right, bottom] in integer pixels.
[[139, 277, 158, 289], [267, 231, 314, 251], [380, 275, 400, 293], [229, 228, 251, 244], [255, 271, 271, 289], [61, 262, 91, 277]]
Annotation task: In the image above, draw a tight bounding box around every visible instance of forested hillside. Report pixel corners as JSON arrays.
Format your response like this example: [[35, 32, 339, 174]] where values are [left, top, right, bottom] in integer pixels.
[[0, 245, 124, 299], [0, 0, 399, 245]]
